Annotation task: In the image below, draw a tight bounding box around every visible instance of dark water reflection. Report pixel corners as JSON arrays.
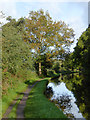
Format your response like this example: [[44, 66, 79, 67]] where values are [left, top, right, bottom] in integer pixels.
[[47, 73, 90, 120]]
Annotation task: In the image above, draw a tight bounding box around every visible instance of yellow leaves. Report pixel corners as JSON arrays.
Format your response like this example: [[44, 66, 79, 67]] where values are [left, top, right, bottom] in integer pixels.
[[37, 49, 40, 53], [24, 9, 75, 56], [24, 39, 27, 42], [55, 51, 59, 55]]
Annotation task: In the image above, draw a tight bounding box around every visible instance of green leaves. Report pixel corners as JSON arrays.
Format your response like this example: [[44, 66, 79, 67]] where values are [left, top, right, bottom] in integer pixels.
[[24, 9, 75, 59], [2, 17, 34, 75], [72, 27, 90, 73]]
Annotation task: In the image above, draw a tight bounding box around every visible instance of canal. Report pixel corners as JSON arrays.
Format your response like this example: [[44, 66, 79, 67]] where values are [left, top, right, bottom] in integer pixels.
[[45, 73, 90, 120]]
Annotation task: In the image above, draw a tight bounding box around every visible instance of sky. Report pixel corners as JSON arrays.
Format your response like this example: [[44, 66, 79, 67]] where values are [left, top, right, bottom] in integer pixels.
[[0, 0, 89, 52]]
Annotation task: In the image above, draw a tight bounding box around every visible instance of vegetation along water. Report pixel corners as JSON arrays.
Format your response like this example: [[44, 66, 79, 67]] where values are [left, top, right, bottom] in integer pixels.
[[0, 9, 90, 119]]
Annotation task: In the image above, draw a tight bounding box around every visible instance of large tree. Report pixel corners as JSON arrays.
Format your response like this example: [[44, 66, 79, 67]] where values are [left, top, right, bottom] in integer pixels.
[[24, 9, 75, 75]]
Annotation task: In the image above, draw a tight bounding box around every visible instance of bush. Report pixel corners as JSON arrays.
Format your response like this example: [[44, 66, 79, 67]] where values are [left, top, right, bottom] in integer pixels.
[[52, 62, 60, 73], [47, 69, 56, 77]]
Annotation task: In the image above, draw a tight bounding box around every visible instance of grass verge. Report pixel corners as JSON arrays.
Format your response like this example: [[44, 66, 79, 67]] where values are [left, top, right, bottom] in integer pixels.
[[2, 82, 27, 117], [6, 78, 41, 118], [24, 79, 68, 119], [7, 94, 23, 118]]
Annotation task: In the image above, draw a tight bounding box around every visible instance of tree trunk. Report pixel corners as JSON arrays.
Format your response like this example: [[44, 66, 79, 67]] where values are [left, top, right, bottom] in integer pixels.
[[39, 62, 42, 75]]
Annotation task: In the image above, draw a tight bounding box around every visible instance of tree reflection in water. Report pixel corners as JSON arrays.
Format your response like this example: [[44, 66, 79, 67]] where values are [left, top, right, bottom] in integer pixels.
[[59, 73, 90, 120], [52, 94, 74, 118], [46, 73, 88, 119]]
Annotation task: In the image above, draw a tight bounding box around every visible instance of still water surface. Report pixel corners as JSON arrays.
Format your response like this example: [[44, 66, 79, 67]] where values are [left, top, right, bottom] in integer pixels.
[[48, 82, 85, 119], [47, 73, 88, 119]]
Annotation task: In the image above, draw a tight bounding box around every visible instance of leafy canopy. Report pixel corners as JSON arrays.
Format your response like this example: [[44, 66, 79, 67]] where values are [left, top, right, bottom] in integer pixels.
[[2, 17, 34, 75], [24, 9, 75, 60]]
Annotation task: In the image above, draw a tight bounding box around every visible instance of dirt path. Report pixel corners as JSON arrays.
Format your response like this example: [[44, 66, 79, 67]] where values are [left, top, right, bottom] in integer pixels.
[[2, 96, 19, 118], [2, 81, 39, 118], [16, 81, 38, 118]]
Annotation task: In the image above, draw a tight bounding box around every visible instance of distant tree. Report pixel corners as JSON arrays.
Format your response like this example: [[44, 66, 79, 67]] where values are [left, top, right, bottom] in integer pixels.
[[52, 61, 60, 73], [63, 53, 74, 71], [0, 11, 5, 26], [34, 54, 54, 76]]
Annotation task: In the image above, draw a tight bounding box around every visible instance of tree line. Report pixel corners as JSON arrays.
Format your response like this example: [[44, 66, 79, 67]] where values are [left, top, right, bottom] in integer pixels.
[[1, 8, 90, 119], [1, 9, 75, 80], [1, 9, 89, 96]]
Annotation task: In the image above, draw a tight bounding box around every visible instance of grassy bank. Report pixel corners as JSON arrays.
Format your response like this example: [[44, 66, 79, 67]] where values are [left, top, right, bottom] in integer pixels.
[[24, 79, 68, 119], [2, 81, 27, 116], [2, 73, 39, 118], [7, 94, 24, 118]]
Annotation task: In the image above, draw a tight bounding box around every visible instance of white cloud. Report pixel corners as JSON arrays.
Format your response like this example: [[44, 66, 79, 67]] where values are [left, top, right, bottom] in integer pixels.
[[66, 17, 87, 36], [0, 1, 17, 25], [65, 16, 88, 52], [0, 2, 17, 18]]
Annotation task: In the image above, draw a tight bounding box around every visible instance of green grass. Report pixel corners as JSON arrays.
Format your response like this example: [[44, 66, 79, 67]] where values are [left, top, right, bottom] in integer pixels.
[[7, 94, 23, 118], [24, 79, 68, 119], [2, 82, 27, 116], [2, 71, 40, 118], [5, 78, 41, 118]]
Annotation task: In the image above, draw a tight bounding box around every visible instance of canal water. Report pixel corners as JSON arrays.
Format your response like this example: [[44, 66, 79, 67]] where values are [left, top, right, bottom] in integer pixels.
[[46, 73, 89, 119]]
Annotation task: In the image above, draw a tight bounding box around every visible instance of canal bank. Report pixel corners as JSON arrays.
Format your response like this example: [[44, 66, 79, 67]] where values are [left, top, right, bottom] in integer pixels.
[[45, 73, 88, 120], [24, 78, 68, 119]]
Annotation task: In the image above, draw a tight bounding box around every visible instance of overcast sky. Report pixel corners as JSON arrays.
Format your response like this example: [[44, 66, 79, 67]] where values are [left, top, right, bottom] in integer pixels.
[[0, 0, 89, 52]]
